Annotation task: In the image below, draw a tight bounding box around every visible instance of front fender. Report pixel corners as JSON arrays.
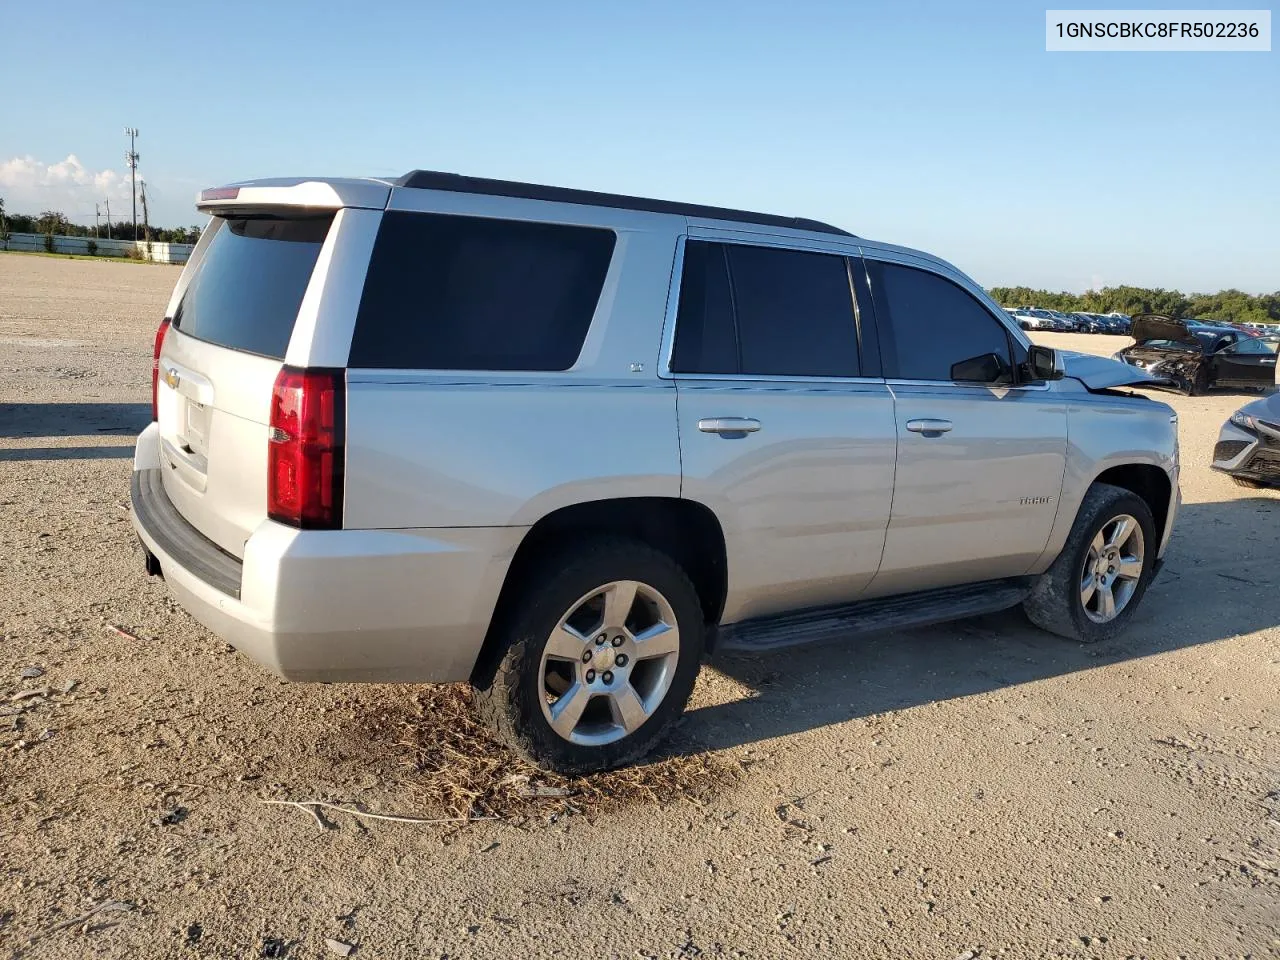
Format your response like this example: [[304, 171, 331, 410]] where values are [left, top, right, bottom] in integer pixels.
[[1029, 395, 1179, 572]]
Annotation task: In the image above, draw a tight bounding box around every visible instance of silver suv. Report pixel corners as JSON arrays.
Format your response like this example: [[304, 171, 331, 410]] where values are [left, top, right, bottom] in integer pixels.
[[130, 172, 1180, 773]]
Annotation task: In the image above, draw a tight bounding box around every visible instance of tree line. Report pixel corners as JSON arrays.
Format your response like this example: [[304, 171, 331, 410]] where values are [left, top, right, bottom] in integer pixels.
[[990, 285, 1280, 327], [1, 197, 1275, 323], [0, 200, 202, 245]]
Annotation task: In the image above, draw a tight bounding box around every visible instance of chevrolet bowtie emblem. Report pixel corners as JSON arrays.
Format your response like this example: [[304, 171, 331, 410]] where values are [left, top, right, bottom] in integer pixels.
[[163, 367, 181, 389]]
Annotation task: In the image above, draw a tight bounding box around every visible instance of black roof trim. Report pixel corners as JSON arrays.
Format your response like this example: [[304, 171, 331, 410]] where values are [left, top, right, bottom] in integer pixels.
[[394, 170, 854, 237]]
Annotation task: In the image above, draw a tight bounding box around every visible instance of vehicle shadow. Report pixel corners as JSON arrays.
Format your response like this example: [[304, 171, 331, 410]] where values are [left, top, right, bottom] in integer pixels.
[[0, 402, 149, 439], [675, 497, 1279, 755], [0, 445, 134, 461]]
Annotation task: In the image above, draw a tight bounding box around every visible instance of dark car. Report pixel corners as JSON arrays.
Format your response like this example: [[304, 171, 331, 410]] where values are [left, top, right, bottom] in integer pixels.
[[1070, 312, 1104, 333], [1113, 314, 1279, 395], [1212, 392, 1280, 488]]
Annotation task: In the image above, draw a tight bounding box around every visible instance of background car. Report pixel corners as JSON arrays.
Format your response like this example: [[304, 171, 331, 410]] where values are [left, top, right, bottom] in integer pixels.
[[1211, 392, 1280, 488], [1114, 314, 1279, 395], [1070, 312, 1107, 333], [1006, 307, 1052, 330]]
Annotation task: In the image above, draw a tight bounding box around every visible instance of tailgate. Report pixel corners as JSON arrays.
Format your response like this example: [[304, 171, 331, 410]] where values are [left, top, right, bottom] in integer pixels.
[[156, 214, 335, 558]]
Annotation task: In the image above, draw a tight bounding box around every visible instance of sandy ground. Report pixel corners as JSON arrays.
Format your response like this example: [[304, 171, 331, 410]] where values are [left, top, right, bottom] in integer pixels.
[[1, 252, 1277, 960]]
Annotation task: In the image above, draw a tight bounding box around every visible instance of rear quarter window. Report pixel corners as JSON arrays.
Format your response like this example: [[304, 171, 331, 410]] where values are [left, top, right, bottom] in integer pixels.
[[172, 216, 333, 360], [349, 211, 616, 371]]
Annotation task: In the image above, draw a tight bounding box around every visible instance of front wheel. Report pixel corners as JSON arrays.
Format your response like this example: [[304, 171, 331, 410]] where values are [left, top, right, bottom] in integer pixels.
[[1187, 366, 1210, 396], [1023, 483, 1158, 643], [472, 539, 704, 774]]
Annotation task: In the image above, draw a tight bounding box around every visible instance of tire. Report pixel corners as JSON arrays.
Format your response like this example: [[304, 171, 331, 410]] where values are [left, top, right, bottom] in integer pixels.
[[472, 538, 704, 774], [1023, 483, 1158, 643], [1231, 475, 1268, 489], [1187, 366, 1210, 396]]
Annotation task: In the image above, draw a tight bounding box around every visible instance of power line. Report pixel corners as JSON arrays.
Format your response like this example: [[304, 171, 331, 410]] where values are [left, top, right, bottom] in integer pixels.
[[124, 126, 139, 241]]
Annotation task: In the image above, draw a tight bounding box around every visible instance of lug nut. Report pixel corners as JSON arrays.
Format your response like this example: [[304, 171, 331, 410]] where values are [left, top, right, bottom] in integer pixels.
[[595, 634, 606, 645], [611, 636, 624, 647], [582, 649, 593, 663], [602, 671, 614, 684], [585, 669, 596, 682], [614, 654, 628, 667]]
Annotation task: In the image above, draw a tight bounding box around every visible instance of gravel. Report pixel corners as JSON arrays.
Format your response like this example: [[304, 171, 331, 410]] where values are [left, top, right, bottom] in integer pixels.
[[1, 252, 1277, 959]]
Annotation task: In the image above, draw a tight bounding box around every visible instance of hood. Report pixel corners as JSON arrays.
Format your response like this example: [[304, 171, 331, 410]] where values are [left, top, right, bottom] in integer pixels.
[[1130, 314, 1194, 344], [1237, 391, 1280, 427], [1059, 350, 1174, 391]]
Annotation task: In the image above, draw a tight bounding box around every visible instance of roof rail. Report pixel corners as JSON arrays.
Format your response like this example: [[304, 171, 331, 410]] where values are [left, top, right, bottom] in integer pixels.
[[394, 170, 854, 237]]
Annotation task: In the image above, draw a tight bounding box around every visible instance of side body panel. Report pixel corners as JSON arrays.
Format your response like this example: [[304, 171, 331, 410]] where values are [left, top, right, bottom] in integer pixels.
[[853, 245, 1069, 596], [1210, 346, 1279, 388], [662, 228, 896, 625], [868, 381, 1068, 597], [343, 196, 684, 529], [676, 378, 897, 623], [1029, 380, 1180, 571]]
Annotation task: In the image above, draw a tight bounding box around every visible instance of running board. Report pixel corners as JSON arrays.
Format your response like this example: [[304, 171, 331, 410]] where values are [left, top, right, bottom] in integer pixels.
[[714, 579, 1033, 652]]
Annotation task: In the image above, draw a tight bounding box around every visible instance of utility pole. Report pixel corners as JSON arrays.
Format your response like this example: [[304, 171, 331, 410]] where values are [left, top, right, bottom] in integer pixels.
[[124, 127, 140, 240], [140, 180, 151, 244], [94, 203, 101, 239], [104, 197, 112, 239]]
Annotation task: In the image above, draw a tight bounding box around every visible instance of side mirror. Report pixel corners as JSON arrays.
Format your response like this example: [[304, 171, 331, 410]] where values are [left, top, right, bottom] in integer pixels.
[[1028, 344, 1064, 381], [951, 352, 1011, 384]]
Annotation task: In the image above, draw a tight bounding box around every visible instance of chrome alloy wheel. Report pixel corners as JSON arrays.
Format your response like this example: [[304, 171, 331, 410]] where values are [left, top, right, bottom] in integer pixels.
[[538, 580, 681, 746], [1080, 514, 1145, 623]]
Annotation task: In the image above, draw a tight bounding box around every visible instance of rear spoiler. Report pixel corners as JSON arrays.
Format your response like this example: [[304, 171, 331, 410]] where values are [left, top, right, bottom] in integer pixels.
[[196, 178, 390, 213]]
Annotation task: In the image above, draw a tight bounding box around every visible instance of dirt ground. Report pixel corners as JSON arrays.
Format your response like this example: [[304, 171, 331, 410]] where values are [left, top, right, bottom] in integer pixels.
[[1, 252, 1277, 960]]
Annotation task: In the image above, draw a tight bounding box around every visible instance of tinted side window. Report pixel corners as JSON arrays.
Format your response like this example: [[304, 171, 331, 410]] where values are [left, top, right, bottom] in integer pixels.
[[173, 216, 333, 360], [727, 245, 859, 377], [350, 212, 616, 370], [672, 241, 738, 374], [866, 261, 1011, 381], [672, 241, 859, 377], [1229, 337, 1279, 355]]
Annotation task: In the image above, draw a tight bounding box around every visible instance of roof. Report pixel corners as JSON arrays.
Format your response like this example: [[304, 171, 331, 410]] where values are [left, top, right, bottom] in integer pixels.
[[394, 170, 855, 237]]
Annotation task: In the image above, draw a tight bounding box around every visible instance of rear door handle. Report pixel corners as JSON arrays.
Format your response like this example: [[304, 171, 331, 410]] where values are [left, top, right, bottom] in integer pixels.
[[698, 417, 761, 435], [905, 419, 953, 434]]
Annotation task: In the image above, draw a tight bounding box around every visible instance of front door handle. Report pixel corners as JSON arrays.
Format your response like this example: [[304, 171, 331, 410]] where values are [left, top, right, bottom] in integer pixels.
[[905, 418, 953, 434], [698, 417, 762, 435]]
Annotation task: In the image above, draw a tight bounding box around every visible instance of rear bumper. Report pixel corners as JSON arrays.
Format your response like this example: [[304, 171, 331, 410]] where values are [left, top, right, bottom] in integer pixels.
[[130, 426, 523, 682]]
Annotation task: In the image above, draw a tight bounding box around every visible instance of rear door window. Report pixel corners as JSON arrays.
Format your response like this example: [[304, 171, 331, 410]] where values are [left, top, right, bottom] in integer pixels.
[[172, 216, 333, 359], [350, 211, 616, 371], [865, 260, 1012, 381], [671, 240, 860, 378]]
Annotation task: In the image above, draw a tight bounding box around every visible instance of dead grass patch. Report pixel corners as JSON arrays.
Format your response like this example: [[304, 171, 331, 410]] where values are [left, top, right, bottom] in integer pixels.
[[392, 684, 733, 820]]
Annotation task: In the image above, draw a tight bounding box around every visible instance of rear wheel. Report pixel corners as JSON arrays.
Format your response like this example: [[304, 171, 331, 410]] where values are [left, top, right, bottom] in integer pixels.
[[472, 539, 704, 774], [1023, 483, 1158, 643]]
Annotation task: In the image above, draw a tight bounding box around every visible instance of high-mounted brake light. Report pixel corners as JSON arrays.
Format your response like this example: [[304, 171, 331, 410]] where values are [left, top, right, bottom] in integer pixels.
[[267, 367, 345, 529], [200, 187, 240, 202], [151, 318, 171, 421]]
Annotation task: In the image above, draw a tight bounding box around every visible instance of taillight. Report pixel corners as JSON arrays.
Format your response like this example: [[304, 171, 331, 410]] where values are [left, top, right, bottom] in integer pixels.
[[267, 366, 345, 529], [151, 318, 171, 421]]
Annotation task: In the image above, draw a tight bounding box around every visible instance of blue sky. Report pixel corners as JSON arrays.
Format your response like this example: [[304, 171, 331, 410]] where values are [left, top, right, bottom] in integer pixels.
[[1, 0, 1276, 292]]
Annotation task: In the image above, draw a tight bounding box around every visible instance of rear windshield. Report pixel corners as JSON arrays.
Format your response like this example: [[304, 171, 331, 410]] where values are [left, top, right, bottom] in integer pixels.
[[172, 215, 333, 359], [349, 211, 616, 371]]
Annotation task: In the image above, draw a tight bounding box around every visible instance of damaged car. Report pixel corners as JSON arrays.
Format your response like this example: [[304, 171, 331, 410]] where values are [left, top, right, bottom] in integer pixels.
[[1212, 393, 1280, 488], [1113, 315, 1279, 396]]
